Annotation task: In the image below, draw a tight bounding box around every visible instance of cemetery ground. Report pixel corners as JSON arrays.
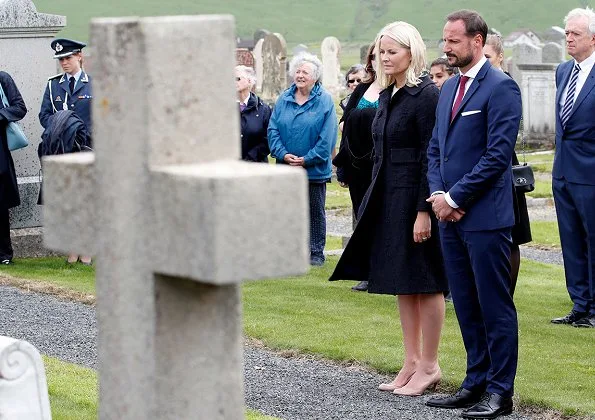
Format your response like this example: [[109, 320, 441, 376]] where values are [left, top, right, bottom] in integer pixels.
[[0, 150, 593, 419]]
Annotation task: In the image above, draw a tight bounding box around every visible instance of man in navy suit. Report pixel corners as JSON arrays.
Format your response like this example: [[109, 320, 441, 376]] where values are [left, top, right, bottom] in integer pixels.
[[425, 10, 522, 419], [551, 8, 595, 329]]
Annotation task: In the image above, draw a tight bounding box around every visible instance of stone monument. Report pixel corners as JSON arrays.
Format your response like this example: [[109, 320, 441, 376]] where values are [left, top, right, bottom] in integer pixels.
[[42, 15, 308, 419], [321, 36, 341, 94], [0, 0, 65, 256], [542, 42, 564, 64], [0, 336, 52, 420], [261, 32, 287, 102], [510, 41, 542, 81], [253, 38, 264, 92]]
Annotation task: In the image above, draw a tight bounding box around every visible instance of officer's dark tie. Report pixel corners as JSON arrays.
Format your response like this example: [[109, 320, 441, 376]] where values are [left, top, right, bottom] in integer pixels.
[[69, 76, 75, 94]]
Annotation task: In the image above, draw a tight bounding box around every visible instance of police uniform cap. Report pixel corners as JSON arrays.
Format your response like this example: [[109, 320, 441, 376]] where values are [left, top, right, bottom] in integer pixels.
[[51, 38, 86, 59]]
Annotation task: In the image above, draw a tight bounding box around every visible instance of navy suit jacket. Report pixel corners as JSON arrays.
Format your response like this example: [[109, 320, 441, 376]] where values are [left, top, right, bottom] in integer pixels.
[[427, 61, 522, 231], [552, 59, 595, 185]]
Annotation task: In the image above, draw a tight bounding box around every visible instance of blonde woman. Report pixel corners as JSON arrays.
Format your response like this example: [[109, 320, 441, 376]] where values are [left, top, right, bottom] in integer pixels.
[[330, 21, 446, 396]]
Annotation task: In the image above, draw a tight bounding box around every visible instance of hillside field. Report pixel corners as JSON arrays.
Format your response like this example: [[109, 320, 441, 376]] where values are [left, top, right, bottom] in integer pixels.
[[34, 0, 593, 45]]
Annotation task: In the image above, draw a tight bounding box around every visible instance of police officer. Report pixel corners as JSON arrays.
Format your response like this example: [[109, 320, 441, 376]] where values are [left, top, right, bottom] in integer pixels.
[[39, 38, 93, 265], [39, 38, 92, 135]]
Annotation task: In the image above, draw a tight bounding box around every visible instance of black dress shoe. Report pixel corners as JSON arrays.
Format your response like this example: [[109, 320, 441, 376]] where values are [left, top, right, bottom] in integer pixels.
[[461, 392, 513, 419], [551, 310, 587, 325], [425, 387, 484, 409], [573, 315, 595, 328], [351, 281, 368, 291]]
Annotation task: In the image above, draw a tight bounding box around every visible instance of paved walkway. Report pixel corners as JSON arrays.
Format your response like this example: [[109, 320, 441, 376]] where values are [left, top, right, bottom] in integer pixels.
[[0, 284, 534, 420]]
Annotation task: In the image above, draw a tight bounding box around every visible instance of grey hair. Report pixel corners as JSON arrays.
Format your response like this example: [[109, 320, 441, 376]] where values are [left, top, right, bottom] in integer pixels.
[[345, 63, 365, 84], [288, 52, 323, 83], [564, 7, 595, 34], [235, 65, 257, 86]]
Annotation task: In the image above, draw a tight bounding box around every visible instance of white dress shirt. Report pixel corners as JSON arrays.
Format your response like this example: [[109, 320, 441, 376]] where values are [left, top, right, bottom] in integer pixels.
[[558, 51, 595, 108]]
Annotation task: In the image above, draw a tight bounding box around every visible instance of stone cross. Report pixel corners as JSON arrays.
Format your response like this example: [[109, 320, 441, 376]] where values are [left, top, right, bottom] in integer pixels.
[[261, 32, 287, 102], [42, 15, 309, 419], [321, 36, 341, 94], [0, 336, 51, 420]]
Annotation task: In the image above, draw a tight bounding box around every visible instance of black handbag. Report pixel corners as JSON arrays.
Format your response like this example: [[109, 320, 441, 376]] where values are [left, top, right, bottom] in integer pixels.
[[512, 118, 535, 193]]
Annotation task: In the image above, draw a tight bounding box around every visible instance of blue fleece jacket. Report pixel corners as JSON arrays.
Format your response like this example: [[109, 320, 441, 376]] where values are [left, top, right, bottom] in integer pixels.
[[267, 83, 338, 181]]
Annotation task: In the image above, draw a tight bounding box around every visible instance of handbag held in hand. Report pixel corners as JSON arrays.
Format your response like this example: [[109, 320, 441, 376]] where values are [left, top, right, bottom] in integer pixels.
[[512, 163, 535, 193], [0, 82, 29, 151]]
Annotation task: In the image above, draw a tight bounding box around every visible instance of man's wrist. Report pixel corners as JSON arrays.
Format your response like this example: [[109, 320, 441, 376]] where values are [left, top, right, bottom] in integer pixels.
[[444, 192, 459, 208]]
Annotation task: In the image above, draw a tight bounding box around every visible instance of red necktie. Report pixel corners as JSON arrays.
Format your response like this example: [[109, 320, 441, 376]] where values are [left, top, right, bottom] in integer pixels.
[[451, 75, 470, 121]]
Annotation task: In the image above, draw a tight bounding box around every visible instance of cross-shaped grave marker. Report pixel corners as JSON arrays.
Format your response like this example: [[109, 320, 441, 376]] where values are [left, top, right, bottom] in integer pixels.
[[42, 15, 309, 419]]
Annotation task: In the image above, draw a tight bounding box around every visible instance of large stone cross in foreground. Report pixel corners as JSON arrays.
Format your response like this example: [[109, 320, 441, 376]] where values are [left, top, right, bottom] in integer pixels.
[[42, 16, 308, 419]]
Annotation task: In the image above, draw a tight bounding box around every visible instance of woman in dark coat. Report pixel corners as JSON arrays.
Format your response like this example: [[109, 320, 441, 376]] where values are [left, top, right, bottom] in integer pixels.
[[333, 42, 382, 291], [0, 71, 27, 264], [330, 22, 447, 396], [236, 65, 271, 162], [484, 34, 532, 296]]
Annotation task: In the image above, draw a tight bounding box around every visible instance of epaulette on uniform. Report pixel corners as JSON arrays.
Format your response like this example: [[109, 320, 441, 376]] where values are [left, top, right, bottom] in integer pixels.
[[48, 73, 62, 80]]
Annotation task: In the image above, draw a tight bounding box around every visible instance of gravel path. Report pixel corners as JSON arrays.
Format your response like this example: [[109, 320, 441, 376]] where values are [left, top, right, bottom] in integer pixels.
[[0, 284, 534, 420]]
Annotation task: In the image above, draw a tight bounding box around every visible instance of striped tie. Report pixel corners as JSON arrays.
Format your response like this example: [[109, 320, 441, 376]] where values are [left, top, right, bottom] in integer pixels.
[[560, 63, 581, 128]]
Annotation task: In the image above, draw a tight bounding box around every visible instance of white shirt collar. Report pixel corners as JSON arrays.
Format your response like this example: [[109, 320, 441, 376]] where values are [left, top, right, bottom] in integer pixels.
[[461, 56, 487, 79], [239, 92, 250, 106], [575, 50, 595, 74], [67, 69, 83, 82]]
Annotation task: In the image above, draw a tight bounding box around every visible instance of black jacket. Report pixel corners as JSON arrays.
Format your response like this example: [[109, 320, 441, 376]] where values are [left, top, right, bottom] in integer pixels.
[[240, 92, 271, 162], [0, 71, 27, 210]]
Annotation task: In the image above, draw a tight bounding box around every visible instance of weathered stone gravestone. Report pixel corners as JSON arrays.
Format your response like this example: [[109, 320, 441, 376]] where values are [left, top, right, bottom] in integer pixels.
[[253, 38, 264, 92], [253, 28, 270, 45], [42, 15, 309, 419], [0, 336, 51, 419], [517, 63, 557, 146], [261, 32, 287, 101], [542, 42, 564, 64], [510, 41, 542, 81], [0, 0, 64, 255], [360, 44, 370, 63], [321, 36, 341, 94]]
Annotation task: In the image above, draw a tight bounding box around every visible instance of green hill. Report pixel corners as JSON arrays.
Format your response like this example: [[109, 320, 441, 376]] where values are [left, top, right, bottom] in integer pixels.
[[33, 0, 592, 44]]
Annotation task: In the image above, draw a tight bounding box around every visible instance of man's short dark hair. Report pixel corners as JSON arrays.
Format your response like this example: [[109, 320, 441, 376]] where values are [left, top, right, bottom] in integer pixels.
[[446, 9, 488, 46]]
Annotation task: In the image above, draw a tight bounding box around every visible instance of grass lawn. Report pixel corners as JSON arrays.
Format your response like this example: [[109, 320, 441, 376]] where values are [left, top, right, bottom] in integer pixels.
[[3, 256, 593, 416], [530, 221, 561, 248], [44, 356, 278, 419], [523, 151, 554, 173], [326, 181, 351, 210], [526, 177, 553, 199]]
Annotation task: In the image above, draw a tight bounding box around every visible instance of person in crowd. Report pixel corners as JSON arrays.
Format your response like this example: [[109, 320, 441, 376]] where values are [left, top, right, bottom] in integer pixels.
[[268, 53, 337, 266], [429, 57, 458, 89], [236, 65, 271, 162], [483, 33, 532, 297], [331, 21, 446, 396], [39, 38, 93, 265], [333, 42, 381, 292], [425, 10, 521, 419], [551, 7, 595, 328], [0, 72, 27, 265], [340, 64, 366, 111]]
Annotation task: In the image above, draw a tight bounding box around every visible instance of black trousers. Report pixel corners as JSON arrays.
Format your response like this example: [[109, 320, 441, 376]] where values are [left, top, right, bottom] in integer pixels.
[[0, 207, 13, 261]]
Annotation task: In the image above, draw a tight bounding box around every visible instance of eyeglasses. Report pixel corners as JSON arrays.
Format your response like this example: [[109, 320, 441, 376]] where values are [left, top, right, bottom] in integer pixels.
[[347, 78, 362, 85]]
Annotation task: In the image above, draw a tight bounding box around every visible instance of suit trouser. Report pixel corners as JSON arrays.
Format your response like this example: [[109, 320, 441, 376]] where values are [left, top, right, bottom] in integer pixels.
[[439, 224, 518, 398], [309, 182, 326, 261], [0, 207, 13, 261], [553, 178, 595, 317]]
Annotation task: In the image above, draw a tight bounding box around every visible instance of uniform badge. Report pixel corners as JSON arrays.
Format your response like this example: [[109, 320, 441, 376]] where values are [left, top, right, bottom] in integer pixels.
[[62, 102, 68, 111], [55, 43, 63, 52], [55, 96, 62, 102]]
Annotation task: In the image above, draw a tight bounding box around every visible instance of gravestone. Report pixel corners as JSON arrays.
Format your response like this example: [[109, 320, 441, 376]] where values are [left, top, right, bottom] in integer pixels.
[[0, 0, 65, 255], [360, 44, 370, 63], [236, 48, 254, 67], [510, 41, 542, 81], [253, 28, 269, 45], [517, 63, 557, 146], [42, 15, 309, 419], [253, 38, 264, 92], [321, 36, 341, 94], [0, 336, 51, 419], [542, 42, 564, 64], [261, 32, 287, 102], [292, 43, 308, 57]]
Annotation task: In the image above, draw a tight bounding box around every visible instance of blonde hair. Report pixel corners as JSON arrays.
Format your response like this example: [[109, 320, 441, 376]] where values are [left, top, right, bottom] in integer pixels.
[[375, 21, 426, 88]]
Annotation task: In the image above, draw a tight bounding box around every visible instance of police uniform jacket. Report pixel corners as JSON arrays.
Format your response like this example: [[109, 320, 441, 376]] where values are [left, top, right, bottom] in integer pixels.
[[0, 71, 27, 209], [39, 71, 92, 135]]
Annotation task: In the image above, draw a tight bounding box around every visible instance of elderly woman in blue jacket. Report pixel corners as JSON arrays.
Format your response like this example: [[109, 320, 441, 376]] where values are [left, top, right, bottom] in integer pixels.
[[268, 52, 338, 266]]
